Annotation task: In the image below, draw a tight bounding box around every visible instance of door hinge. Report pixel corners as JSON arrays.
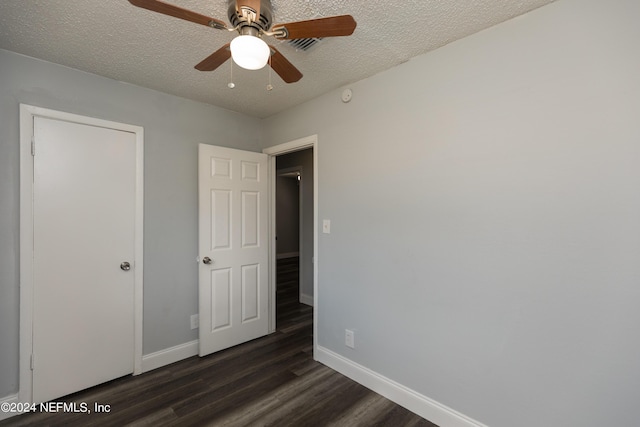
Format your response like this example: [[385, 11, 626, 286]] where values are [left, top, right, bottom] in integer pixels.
[[30, 353, 35, 370], [31, 137, 35, 156]]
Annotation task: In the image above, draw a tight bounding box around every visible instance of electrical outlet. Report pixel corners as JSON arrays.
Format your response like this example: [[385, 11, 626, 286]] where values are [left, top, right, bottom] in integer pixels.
[[190, 314, 199, 330], [345, 329, 355, 349]]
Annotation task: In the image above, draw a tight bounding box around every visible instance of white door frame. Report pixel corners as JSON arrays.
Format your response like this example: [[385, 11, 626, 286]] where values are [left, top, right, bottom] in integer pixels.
[[18, 104, 144, 403], [263, 135, 318, 351]]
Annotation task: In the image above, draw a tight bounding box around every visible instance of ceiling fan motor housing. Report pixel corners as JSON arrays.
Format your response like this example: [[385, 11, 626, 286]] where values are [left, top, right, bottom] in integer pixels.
[[127, 0, 356, 83], [228, 0, 273, 32]]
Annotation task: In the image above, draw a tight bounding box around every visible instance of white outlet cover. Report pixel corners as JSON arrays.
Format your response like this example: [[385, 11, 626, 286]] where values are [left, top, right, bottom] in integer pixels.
[[345, 329, 355, 348], [190, 314, 199, 330]]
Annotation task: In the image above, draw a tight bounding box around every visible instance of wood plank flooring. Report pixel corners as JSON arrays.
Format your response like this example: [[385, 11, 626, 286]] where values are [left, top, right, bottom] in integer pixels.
[[1, 257, 437, 427]]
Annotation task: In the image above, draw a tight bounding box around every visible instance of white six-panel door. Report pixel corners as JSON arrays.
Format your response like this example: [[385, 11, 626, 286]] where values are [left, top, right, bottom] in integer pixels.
[[32, 116, 136, 402], [198, 144, 269, 356]]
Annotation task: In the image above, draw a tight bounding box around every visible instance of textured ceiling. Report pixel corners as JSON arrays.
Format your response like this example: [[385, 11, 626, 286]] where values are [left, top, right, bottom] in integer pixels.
[[0, 0, 555, 118]]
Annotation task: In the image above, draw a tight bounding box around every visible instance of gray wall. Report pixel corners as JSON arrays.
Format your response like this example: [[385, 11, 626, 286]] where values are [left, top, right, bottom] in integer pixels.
[[262, 0, 640, 426], [277, 149, 314, 301], [3, 0, 640, 424], [0, 49, 262, 397]]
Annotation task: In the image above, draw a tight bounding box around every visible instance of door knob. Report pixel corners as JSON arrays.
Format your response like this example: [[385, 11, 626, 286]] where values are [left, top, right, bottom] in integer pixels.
[[120, 262, 131, 271], [202, 257, 213, 265]]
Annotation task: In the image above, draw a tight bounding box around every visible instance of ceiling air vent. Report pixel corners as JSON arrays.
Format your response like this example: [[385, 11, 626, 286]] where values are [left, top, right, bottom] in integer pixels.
[[287, 37, 322, 51]]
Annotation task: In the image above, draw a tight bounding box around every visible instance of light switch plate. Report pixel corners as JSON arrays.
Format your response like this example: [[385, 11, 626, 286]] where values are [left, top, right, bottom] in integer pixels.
[[322, 220, 331, 234]]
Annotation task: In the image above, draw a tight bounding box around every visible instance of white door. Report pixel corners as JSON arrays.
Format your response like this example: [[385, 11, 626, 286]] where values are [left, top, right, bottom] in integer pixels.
[[32, 116, 136, 402], [198, 144, 269, 356]]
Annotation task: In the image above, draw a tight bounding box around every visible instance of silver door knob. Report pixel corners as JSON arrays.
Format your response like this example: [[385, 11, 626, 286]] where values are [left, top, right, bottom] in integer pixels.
[[202, 257, 213, 265], [120, 262, 131, 271]]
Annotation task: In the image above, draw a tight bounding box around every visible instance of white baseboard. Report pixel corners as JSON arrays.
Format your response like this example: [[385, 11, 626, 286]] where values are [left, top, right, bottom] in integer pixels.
[[276, 252, 299, 259], [0, 394, 19, 421], [300, 293, 314, 306], [315, 346, 487, 427], [3, 342, 199, 420], [141, 340, 199, 373]]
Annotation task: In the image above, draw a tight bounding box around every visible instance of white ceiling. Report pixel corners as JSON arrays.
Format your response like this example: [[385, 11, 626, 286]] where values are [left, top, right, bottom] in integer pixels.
[[0, 0, 555, 118]]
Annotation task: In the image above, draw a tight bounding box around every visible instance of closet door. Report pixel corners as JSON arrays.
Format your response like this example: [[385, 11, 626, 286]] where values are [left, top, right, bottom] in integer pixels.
[[32, 116, 136, 403]]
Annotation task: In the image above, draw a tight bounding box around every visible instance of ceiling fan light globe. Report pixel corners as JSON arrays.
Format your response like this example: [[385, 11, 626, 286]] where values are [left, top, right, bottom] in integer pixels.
[[230, 35, 270, 70]]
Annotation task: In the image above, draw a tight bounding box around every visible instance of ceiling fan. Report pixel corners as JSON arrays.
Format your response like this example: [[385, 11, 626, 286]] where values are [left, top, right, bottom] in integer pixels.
[[128, 0, 357, 83]]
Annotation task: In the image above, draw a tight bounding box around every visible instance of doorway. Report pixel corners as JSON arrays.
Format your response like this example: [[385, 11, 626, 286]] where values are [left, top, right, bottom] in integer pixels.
[[276, 167, 303, 306], [276, 150, 313, 324], [264, 136, 318, 347]]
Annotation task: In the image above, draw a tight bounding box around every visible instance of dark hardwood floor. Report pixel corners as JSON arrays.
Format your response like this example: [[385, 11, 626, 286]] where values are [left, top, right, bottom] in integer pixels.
[[1, 257, 436, 427]]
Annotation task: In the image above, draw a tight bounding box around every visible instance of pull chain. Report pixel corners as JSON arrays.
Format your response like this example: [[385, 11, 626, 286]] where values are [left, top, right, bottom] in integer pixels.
[[266, 53, 273, 91], [228, 58, 235, 89]]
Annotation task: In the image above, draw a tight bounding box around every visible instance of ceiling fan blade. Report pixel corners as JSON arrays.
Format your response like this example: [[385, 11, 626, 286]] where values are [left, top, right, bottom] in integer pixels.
[[195, 44, 231, 71], [272, 15, 356, 40], [236, 0, 261, 22], [128, 0, 227, 29], [268, 46, 302, 83]]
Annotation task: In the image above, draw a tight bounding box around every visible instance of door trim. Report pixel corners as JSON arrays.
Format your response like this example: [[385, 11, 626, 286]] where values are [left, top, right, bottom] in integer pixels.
[[263, 135, 318, 352], [19, 104, 144, 403]]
